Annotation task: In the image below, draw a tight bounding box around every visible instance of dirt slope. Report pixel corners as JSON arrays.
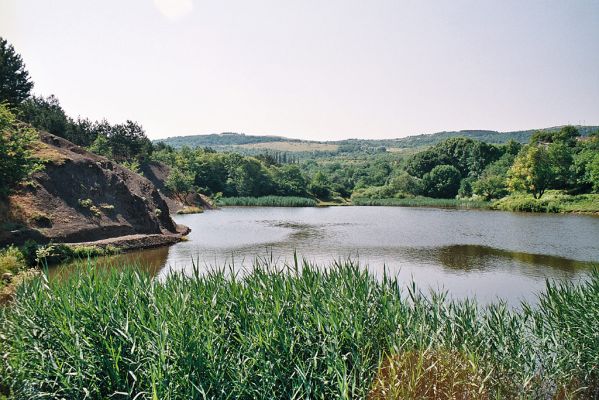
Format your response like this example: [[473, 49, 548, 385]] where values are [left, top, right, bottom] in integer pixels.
[[0, 132, 188, 246]]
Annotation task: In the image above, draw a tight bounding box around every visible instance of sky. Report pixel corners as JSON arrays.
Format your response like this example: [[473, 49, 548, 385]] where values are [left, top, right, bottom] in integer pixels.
[[1, 0, 598, 141]]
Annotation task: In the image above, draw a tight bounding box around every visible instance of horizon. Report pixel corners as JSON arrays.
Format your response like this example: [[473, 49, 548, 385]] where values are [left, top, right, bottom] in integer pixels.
[[156, 123, 598, 142], [1, 0, 598, 141]]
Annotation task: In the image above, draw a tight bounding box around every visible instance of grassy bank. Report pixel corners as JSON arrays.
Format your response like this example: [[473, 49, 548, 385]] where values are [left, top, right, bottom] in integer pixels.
[[218, 195, 317, 207], [1, 260, 597, 399], [352, 197, 490, 209], [493, 192, 599, 214]]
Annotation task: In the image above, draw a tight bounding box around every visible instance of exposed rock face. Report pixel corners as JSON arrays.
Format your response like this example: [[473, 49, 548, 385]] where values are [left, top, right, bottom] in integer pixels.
[[1, 132, 186, 246]]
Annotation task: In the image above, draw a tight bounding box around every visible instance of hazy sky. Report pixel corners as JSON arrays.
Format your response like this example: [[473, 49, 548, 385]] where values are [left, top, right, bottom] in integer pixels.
[[1, 0, 598, 140]]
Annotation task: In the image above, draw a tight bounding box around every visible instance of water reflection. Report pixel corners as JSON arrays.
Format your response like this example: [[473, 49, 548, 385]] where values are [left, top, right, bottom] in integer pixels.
[[48, 246, 170, 281], [406, 244, 593, 274]]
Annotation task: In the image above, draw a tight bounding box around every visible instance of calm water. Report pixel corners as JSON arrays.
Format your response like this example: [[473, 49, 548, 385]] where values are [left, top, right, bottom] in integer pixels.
[[52, 207, 599, 306]]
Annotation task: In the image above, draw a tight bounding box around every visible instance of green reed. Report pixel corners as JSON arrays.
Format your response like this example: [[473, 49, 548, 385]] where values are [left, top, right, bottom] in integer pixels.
[[218, 196, 317, 207], [351, 197, 490, 209], [0, 259, 597, 399]]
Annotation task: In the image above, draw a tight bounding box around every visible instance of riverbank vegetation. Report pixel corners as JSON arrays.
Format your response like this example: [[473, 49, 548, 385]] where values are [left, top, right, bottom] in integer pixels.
[[1, 261, 597, 399], [351, 197, 490, 209], [218, 195, 317, 207], [493, 192, 599, 213]]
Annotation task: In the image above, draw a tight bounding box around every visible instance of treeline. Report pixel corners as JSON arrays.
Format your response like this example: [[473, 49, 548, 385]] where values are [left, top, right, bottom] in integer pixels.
[[353, 127, 598, 200], [0, 36, 153, 194], [153, 146, 314, 199]]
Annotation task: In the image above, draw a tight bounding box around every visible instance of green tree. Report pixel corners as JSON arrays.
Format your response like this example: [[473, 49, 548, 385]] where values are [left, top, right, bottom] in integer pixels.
[[18, 95, 98, 146], [308, 171, 332, 199], [165, 168, 195, 204], [406, 137, 500, 178], [472, 175, 507, 200], [421, 165, 461, 198], [273, 164, 307, 196], [547, 142, 573, 189], [0, 37, 33, 107], [572, 131, 599, 193], [508, 145, 553, 199], [0, 104, 41, 196], [531, 126, 579, 147], [228, 158, 274, 197], [388, 172, 422, 196], [88, 134, 112, 158]]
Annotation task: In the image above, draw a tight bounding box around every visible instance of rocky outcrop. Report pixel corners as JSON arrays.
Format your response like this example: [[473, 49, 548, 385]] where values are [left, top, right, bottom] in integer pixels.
[[0, 132, 188, 246]]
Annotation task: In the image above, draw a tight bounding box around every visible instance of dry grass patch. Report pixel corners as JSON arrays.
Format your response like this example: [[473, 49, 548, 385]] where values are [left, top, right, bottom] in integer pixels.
[[369, 349, 488, 400], [32, 141, 67, 165], [240, 141, 339, 152]]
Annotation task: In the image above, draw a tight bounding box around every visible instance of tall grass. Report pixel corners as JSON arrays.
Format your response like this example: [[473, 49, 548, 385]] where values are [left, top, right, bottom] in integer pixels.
[[0, 260, 597, 399], [352, 197, 490, 209], [218, 195, 317, 207]]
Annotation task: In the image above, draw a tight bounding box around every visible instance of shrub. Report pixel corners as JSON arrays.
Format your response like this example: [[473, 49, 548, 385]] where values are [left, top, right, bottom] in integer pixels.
[[0, 104, 41, 197], [78, 198, 93, 208], [0, 246, 26, 277]]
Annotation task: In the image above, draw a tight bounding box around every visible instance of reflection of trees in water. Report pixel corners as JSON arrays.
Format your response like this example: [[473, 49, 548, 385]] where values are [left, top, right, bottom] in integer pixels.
[[406, 244, 592, 276], [49, 246, 170, 281]]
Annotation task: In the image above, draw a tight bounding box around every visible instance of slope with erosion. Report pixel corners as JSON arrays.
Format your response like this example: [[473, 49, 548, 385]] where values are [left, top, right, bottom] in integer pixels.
[[0, 132, 189, 248]]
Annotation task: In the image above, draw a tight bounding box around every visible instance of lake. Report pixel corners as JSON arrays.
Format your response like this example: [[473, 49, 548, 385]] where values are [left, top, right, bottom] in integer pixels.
[[53, 206, 599, 306]]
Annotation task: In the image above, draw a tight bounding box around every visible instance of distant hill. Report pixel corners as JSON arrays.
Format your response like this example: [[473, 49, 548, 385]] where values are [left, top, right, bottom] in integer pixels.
[[156, 126, 599, 154]]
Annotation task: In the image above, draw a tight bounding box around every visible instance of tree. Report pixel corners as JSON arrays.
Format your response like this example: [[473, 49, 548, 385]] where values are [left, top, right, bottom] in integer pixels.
[[88, 134, 112, 159], [105, 120, 152, 162], [228, 158, 274, 197], [0, 104, 41, 196], [388, 172, 422, 196], [308, 171, 332, 199], [421, 165, 461, 198], [547, 142, 573, 189], [165, 168, 195, 204], [19, 95, 98, 146], [405, 137, 500, 178], [531, 126, 579, 147], [573, 131, 599, 193], [0, 37, 33, 107], [472, 175, 508, 200], [507, 145, 553, 199], [273, 164, 307, 196]]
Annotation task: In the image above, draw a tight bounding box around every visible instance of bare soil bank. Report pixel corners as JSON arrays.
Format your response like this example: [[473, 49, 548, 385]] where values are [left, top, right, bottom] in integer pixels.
[[0, 132, 190, 247]]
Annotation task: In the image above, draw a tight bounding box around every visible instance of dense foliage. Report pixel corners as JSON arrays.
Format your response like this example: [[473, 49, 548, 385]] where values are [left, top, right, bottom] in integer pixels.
[[0, 105, 41, 197], [1, 262, 597, 399], [0, 38, 33, 107]]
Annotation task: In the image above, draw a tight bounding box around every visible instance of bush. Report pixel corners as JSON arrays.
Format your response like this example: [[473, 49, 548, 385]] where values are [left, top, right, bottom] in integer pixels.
[[0, 246, 27, 277]]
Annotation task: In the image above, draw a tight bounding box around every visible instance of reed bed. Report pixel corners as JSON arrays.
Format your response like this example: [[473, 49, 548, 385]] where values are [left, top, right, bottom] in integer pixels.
[[0, 259, 597, 399], [352, 197, 490, 209], [218, 196, 317, 207]]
